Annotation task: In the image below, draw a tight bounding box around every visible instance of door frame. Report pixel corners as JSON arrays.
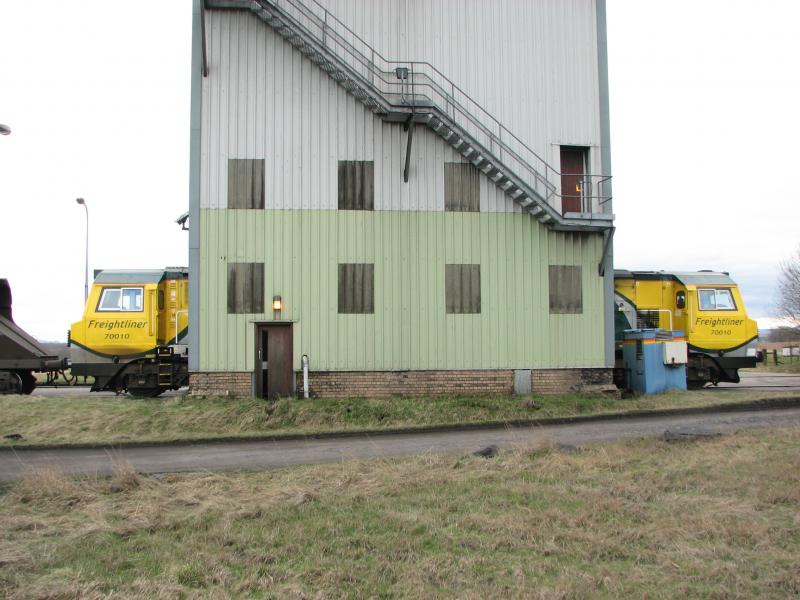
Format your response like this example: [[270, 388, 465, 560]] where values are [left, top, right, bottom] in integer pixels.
[[252, 321, 294, 399], [559, 145, 589, 214]]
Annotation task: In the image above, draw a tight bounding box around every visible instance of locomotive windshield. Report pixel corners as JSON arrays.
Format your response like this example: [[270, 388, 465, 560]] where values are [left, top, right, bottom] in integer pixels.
[[98, 287, 143, 312], [698, 288, 736, 311]]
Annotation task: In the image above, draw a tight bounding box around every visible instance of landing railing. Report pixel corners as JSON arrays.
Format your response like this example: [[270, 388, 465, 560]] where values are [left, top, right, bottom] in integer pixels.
[[256, 0, 612, 213]]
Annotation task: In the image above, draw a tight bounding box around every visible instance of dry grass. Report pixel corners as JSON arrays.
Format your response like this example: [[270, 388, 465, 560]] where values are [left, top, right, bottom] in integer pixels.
[[1, 428, 799, 598], [1, 389, 798, 448]]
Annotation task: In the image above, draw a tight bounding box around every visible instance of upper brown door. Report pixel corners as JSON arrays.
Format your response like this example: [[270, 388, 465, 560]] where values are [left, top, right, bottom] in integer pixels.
[[560, 147, 587, 214], [255, 323, 293, 399]]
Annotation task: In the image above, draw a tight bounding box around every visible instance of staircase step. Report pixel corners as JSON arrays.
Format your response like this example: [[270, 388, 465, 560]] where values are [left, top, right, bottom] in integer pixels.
[[472, 156, 487, 168], [516, 196, 533, 208], [247, 1, 572, 230]]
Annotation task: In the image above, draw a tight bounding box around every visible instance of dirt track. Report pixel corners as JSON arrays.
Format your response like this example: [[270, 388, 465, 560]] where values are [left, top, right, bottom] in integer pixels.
[[2, 406, 799, 481]]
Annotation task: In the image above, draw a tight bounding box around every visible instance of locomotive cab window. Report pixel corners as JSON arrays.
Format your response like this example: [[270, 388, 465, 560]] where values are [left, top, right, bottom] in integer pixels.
[[698, 288, 736, 311], [98, 287, 144, 312]]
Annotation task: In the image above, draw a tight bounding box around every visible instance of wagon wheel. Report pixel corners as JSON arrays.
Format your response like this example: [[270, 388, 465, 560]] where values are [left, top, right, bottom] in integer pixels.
[[2, 371, 23, 394], [19, 371, 36, 395]]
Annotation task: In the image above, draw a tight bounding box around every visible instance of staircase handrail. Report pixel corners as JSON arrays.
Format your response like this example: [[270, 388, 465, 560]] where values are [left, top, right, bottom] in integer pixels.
[[252, 0, 611, 209]]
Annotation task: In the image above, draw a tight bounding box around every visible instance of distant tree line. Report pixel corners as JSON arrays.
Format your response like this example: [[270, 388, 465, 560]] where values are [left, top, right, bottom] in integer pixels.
[[777, 244, 800, 326], [766, 327, 800, 343]]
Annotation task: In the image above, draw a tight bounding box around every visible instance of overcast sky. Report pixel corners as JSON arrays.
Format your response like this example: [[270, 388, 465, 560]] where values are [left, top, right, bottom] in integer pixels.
[[1, 0, 798, 341]]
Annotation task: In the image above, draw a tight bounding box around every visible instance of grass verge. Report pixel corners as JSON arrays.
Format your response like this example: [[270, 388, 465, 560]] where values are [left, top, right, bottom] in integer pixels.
[[1, 428, 799, 598], [746, 360, 800, 374], [2, 389, 798, 448]]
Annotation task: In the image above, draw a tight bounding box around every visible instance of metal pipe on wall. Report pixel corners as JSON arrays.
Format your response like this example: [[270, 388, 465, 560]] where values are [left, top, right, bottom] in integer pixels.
[[301, 354, 309, 399]]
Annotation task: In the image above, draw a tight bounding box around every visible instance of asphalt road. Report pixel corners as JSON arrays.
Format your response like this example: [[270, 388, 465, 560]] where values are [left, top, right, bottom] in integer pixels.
[[2, 407, 798, 481], [715, 371, 800, 390]]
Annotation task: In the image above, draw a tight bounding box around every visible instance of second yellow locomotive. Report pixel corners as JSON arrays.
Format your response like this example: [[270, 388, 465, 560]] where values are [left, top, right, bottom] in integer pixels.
[[68, 268, 189, 396], [614, 270, 759, 387]]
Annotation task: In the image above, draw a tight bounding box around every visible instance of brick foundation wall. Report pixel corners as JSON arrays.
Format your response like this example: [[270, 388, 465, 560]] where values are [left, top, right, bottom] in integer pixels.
[[190, 371, 252, 397], [299, 370, 514, 398], [190, 368, 614, 398], [532, 368, 613, 395]]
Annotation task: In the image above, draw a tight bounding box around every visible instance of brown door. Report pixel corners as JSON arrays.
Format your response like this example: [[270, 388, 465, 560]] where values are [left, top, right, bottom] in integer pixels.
[[560, 146, 587, 214], [255, 323, 293, 399]]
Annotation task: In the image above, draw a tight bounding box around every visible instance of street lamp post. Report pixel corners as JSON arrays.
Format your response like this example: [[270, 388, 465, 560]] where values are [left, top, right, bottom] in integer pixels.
[[76, 198, 89, 302]]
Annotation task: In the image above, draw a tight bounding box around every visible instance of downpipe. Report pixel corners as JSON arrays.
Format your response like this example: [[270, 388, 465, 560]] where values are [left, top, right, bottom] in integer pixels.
[[301, 354, 309, 399]]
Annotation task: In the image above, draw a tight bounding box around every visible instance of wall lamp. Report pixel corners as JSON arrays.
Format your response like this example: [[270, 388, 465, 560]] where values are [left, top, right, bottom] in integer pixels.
[[272, 295, 283, 319]]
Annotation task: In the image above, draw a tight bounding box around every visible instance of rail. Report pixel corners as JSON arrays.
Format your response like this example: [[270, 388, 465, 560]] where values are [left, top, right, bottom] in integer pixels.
[[254, 0, 612, 212]]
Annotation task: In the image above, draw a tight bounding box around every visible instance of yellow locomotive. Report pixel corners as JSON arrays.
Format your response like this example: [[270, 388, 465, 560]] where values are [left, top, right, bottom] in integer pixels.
[[68, 268, 189, 396], [614, 270, 759, 387]]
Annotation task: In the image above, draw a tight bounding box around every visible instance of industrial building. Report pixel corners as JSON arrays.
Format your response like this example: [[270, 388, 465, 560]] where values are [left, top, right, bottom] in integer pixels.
[[188, 0, 615, 398]]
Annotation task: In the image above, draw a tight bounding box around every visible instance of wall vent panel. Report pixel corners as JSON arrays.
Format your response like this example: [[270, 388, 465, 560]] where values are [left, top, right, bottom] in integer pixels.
[[228, 159, 265, 209], [227, 262, 264, 313], [444, 162, 480, 212], [338, 161, 374, 210], [338, 263, 374, 313], [446, 264, 481, 314], [549, 265, 582, 314]]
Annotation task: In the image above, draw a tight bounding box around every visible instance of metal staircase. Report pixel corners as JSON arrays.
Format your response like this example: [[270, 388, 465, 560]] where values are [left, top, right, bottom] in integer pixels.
[[206, 0, 613, 232]]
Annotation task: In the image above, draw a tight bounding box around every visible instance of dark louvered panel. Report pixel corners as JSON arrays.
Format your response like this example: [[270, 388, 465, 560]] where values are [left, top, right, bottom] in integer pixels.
[[338, 161, 374, 210], [444, 162, 480, 212], [227, 262, 264, 313], [338, 263, 374, 314], [445, 264, 481, 314], [228, 159, 265, 209], [549, 265, 582, 314]]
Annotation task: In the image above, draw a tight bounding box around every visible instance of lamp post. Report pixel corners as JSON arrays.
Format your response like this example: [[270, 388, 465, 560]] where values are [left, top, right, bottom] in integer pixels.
[[76, 198, 89, 302]]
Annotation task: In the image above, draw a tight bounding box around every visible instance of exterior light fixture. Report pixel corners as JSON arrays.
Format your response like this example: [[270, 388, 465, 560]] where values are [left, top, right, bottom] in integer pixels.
[[575, 182, 582, 193], [272, 295, 283, 319], [395, 67, 409, 80], [0, 124, 11, 136]]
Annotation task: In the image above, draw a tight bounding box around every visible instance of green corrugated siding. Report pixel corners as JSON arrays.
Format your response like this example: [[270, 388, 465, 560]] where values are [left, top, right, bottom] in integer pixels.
[[199, 209, 605, 371]]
